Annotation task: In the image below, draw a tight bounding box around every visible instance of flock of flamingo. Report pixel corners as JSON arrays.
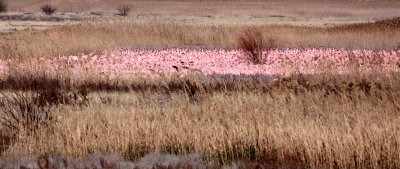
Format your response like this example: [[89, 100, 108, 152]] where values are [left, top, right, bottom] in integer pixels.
[[0, 49, 399, 78]]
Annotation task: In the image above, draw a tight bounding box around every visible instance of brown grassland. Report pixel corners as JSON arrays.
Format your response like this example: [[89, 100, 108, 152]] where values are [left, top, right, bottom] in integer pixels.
[[0, 0, 400, 59], [0, 0, 400, 168], [1, 17, 400, 59], [6, 0, 400, 18], [0, 70, 400, 168]]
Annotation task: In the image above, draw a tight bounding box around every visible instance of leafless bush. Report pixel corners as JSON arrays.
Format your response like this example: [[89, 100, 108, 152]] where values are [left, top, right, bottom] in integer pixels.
[[41, 4, 57, 15], [0, 92, 53, 133], [118, 5, 131, 16], [0, 87, 88, 135], [238, 29, 277, 64], [0, 0, 7, 13]]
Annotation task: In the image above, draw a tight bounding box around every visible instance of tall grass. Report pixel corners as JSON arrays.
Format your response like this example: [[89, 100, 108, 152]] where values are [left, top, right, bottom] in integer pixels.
[[237, 28, 277, 64], [0, 70, 399, 168], [1, 18, 400, 59], [0, 92, 53, 133]]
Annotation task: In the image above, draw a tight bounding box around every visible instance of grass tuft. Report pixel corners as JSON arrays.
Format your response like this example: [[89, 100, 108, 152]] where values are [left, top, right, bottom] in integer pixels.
[[237, 28, 277, 64]]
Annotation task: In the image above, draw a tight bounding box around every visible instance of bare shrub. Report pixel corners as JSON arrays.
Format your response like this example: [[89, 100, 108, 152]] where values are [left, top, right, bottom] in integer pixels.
[[118, 5, 131, 16], [0, 87, 89, 135], [238, 29, 264, 64], [41, 4, 57, 15], [0, 92, 53, 133], [238, 29, 277, 64], [0, 0, 7, 13]]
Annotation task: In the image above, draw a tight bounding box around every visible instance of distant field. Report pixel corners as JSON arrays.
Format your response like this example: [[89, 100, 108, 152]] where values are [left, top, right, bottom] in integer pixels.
[[2, 0, 400, 33], [0, 0, 399, 59], [7, 0, 400, 19]]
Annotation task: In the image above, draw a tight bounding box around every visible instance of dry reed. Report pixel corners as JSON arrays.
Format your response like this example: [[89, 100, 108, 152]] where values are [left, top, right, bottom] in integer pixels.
[[0, 70, 399, 168], [1, 18, 400, 59]]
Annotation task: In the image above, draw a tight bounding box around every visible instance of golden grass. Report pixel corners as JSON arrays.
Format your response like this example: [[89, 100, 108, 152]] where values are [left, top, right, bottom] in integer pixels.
[[0, 71, 400, 168], [1, 18, 400, 59]]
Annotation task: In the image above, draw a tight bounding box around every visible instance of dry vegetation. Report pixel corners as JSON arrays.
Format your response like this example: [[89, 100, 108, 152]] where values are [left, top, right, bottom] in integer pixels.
[[6, 0, 400, 19], [0, 0, 399, 59], [40, 4, 57, 16], [237, 28, 277, 64], [0, 0, 7, 13], [0, 17, 400, 59], [117, 5, 131, 17], [0, 68, 399, 168], [1, 0, 400, 168]]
